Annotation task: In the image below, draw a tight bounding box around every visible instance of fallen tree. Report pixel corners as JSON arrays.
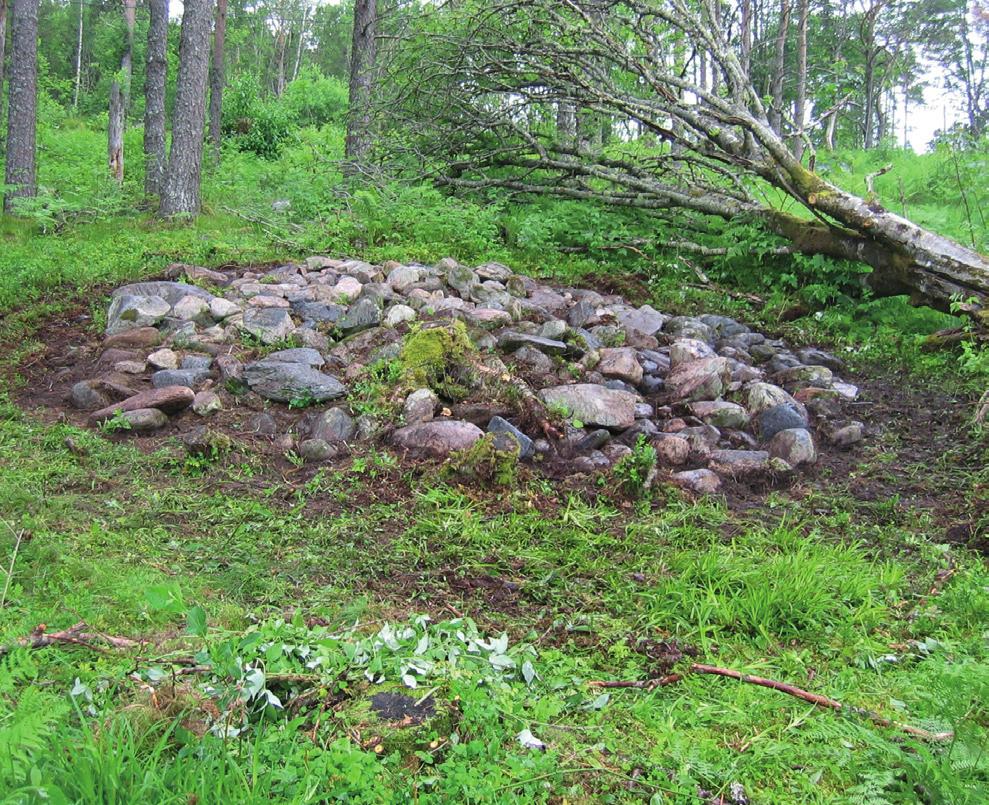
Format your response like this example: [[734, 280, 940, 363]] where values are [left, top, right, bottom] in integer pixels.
[[376, 0, 989, 322]]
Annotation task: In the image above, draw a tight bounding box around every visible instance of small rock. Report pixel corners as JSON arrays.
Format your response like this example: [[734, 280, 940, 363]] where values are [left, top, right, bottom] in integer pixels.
[[248, 295, 291, 309], [386, 265, 421, 292], [181, 354, 213, 370], [106, 294, 171, 335], [244, 412, 278, 436], [265, 347, 324, 366], [829, 421, 865, 448], [299, 438, 340, 462], [152, 368, 210, 389], [708, 449, 772, 478], [487, 416, 534, 459], [688, 401, 749, 429], [597, 348, 643, 385], [392, 420, 484, 457], [89, 386, 194, 423], [539, 384, 638, 429], [540, 319, 568, 340], [774, 365, 834, 387], [447, 265, 478, 295], [498, 332, 569, 355], [119, 408, 169, 431], [240, 307, 296, 344], [147, 348, 178, 370], [617, 305, 667, 337], [755, 403, 809, 442], [672, 468, 721, 494], [745, 382, 804, 416], [70, 380, 109, 411], [338, 297, 382, 333], [403, 388, 439, 425], [191, 391, 222, 416], [114, 360, 146, 375], [311, 408, 357, 443], [653, 434, 690, 465], [243, 360, 347, 403], [669, 338, 715, 369], [173, 295, 211, 321], [767, 428, 816, 466], [384, 304, 417, 328], [104, 327, 163, 349], [667, 357, 730, 402]]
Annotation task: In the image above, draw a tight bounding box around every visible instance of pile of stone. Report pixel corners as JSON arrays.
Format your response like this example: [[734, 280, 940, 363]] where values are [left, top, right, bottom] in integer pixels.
[[68, 256, 866, 494]]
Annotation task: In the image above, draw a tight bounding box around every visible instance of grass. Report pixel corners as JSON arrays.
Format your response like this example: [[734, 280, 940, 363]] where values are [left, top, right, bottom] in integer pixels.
[[0, 120, 987, 801], [0, 387, 987, 801]]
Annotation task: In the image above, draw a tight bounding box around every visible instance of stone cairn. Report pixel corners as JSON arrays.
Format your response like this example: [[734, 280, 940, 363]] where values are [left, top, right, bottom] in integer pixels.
[[70, 257, 867, 494]]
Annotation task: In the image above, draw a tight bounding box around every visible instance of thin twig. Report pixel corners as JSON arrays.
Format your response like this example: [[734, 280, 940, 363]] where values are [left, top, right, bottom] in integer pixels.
[[590, 662, 953, 742], [0, 519, 25, 609]]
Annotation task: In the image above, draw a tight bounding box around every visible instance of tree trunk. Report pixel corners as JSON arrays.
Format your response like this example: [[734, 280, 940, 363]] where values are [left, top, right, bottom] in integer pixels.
[[275, 29, 287, 96], [344, 0, 377, 172], [159, 0, 213, 217], [739, 0, 752, 79], [792, 0, 808, 160], [72, 0, 83, 110], [292, 3, 309, 82], [107, 0, 136, 184], [208, 0, 227, 161], [0, 0, 8, 123], [769, 0, 790, 134], [4, 0, 39, 212], [143, 0, 168, 196]]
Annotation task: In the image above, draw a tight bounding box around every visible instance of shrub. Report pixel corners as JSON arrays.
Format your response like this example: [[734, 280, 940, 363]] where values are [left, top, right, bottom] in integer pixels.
[[221, 74, 293, 160]]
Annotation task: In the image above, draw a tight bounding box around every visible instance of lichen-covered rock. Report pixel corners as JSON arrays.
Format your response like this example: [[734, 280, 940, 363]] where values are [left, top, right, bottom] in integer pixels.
[[119, 408, 169, 431], [688, 401, 749, 429], [487, 415, 534, 459], [106, 295, 171, 335], [240, 307, 296, 344], [672, 468, 721, 494], [540, 384, 638, 429], [243, 359, 346, 403], [755, 403, 809, 442]]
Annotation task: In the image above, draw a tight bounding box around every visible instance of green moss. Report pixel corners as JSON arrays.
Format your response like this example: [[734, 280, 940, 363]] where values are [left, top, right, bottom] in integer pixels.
[[444, 434, 519, 487], [399, 321, 477, 401]]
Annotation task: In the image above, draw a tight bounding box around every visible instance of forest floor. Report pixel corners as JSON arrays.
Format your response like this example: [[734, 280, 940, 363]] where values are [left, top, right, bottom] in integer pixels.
[[1, 257, 987, 803]]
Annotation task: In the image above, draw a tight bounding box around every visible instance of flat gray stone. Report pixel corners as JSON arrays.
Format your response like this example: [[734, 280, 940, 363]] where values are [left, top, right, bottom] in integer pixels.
[[403, 388, 439, 425], [243, 360, 347, 403], [240, 307, 296, 344], [756, 403, 808, 442], [311, 408, 357, 443], [617, 305, 666, 337], [667, 357, 730, 402], [264, 347, 324, 366], [539, 384, 638, 429], [338, 297, 382, 333], [152, 368, 210, 389], [498, 332, 569, 355], [111, 281, 212, 305]]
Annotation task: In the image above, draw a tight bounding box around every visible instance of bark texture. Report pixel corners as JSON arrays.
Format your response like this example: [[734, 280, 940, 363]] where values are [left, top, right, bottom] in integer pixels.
[[159, 0, 214, 217], [108, 0, 137, 184], [143, 0, 168, 196], [209, 0, 228, 159], [0, 0, 9, 120], [344, 0, 377, 172], [4, 0, 39, 212]]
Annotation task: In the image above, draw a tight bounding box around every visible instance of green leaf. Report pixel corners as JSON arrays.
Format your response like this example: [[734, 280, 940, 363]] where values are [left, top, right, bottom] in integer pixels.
[[186, 605, 207, 637]]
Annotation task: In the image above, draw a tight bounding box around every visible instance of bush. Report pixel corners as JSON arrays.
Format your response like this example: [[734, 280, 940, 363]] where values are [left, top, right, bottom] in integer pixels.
[[221, 74, 293, 160], [282, 67, 348, 127]]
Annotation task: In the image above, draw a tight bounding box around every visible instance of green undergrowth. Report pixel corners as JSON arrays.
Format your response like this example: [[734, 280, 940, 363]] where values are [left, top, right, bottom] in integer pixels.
[[0, 392, 987, 802]]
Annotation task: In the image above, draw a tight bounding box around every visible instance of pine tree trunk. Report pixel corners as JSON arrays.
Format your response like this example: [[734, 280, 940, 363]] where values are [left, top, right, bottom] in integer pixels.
[[792, 0, 808, 160], [143, 0, 168, 196], [159, 0, 213, 217], [769, 0, 790, 134], [4, 0, 39, 212], [208, 0, 227, 160], [72, 0, 83, 109], [108, 0, 137, 184], [344, 0, 377, 172], [1, 0, 10, 119]]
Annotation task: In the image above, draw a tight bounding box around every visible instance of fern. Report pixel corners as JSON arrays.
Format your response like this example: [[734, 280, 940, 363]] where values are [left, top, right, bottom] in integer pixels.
[[0, 652, 69, 787]]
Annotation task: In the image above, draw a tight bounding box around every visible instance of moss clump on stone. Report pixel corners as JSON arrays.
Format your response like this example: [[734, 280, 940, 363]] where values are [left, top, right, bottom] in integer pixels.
[[399, 321, 477, 402], [444, 434, 519, 487]]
